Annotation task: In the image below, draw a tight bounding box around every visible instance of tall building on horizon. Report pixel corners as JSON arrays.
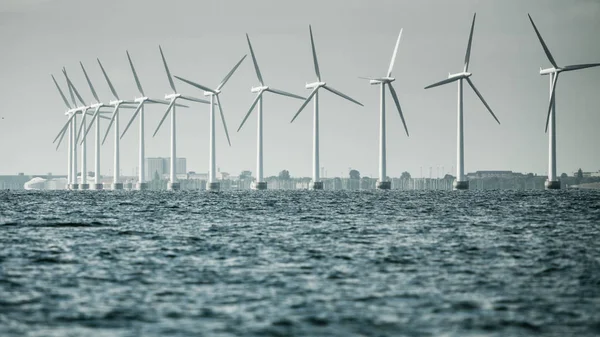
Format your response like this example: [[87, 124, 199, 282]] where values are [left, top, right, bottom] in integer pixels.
[[146, 157, 187, 181]]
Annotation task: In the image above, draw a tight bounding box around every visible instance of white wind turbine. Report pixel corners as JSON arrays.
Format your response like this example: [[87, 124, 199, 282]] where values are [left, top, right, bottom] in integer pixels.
[[360, 29, 410, 190], [153, 46, 214, 191], [237, 33, 305, 190], [174, 54, 247, 192], [94, 58, 136, 190], [120, 50, 183, 190], [527, 14, 600, 190], [291, 25, 364, 190], [424, 13, 500, 190]]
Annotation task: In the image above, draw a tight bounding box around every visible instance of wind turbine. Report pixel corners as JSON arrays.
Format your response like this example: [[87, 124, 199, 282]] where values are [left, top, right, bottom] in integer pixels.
[[290, 25, 364, 190], [527, 14, 600, 190], [93, 58, 136, 190], [174, 54, 247, 192], [153, 46, 213, 191], [424, 13, 500, 190], [120, 50, 182, 190], [236, 34, 305, 190], [360, 29, 410, 190]]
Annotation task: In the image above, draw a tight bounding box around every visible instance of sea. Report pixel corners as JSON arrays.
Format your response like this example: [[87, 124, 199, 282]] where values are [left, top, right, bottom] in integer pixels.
[[1, 190, 599, 337]]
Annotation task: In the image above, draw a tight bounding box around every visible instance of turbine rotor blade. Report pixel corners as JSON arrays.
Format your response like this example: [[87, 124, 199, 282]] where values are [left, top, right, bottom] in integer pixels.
[[153, 99, 176, 137], [465, 77, 500, 125], [80, 62, 100, 103], [53, 117, 72, 144], [121, 102, 144, 139], [238, 91, 263, 132], [75, 110, 89, 144], [180, 94, 211, 104], [102, 105, 120, 145], [97, 58, 120, 100], [266, 87, 305, 100], [216, 55, 247, 91], [55, 120, 72, 150], [82, 108, 100, 141], [51, 75, 72, 109], [387, 83, 409, 137], [309, 25, 321, 81], [358, 76, 376, 80], [424, 76, 462, 89], [545, 73, 558, 133], [62, 68, 87, 107], [322, 85, 363, 106], [246, 34, 264, 85], [215, 95, 231, 146], [387, 29, 403, 77], [528, 14, 558, 68], [291, 88, 319, 123], [62, 68, 77, 107], [563, 63, 600, 72], [464, 13, 476, 72], [126, 50, 145, 96], [174, 75, 216, 94], [159, 45, 177, 93]]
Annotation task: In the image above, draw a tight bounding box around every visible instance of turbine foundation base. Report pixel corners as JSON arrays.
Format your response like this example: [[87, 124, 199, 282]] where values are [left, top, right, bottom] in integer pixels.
[[312, 181, 323, 190], [94, 184, 103, 190], [137, 183, 148, 190], [71, 184, 79, 190], [79, 184, 89, 190], [376, 181, 391, 190], [208, 182, 220, 192], [112, 183, 123, 190], [124, 183, 133, 190], [545, 180, 561, 190], [453, 180, 469, 190], [168, 182, 181, 191], [253, 182, 267, 190]]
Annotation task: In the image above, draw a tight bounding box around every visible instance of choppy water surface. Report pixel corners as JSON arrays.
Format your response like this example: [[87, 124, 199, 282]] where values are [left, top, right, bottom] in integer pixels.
[[1, 190, 599, 336]]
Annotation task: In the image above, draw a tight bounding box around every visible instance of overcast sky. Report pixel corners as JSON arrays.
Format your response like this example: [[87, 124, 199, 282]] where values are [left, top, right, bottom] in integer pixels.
[[1, 0, 599, 178]]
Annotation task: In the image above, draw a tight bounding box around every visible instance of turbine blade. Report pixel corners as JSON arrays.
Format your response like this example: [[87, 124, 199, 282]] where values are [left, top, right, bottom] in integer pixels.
[[51, 75, 72, 109], [126, 50, 145, 96], [102, 105, 119, 145], [75, 111, 88, 144], [180, 94, 211, 104], [246, 34, 264, 85], [322, 85, 363, 106], [62, 68, 87, 107], [82, 108, 100, 141], [424, 76, 461, 89], [215, 95, 231, 146], [545, 73, 558, 133], [80, 62, 100, 103], [174, 75, 216, 94], [465, 77, 500, 125], [266, 87, 306, 100], [291, 88, 318, 123], [387, 29, 403, 77], [121, 102, 144, 139], [563, 63, 600, 72], [358, 76, 376, 80], [464, 13, 476, 72], [62, 68, 77, 107], [53, 117, 72, 144], [309, 25, 321, 81], [216, 55, 247, 91], [147, 98, 187, 108], [527, 14, 558, 68], [55, 119, 72, 150], [153, 99, 176, 137], [97, 58, 120, 100], [159, 45, 177, 93], [387, 84, 409, 137], [238, 91, 263, 132]]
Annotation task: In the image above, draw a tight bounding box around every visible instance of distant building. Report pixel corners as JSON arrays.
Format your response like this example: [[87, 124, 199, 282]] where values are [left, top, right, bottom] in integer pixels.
[[467, 170, 515, 179], [146, 157, 187, 181]]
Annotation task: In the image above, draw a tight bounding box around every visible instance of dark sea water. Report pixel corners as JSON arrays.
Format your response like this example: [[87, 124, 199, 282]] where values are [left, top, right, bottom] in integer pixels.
[[1, 190, 599, 336]]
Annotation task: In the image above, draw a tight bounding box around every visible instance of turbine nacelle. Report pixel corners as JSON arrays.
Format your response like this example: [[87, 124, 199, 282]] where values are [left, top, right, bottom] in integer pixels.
[[251, 85, 269, 93], [540, 67, 560, 75], [165, 93, 181, 100], [305, 81, 325, 89], [369, 77, 395, 85], [203, 90, 221, 97], [134, 96, 150, 103], [449, 72, 472, 79], [109, 99, 126, 106]]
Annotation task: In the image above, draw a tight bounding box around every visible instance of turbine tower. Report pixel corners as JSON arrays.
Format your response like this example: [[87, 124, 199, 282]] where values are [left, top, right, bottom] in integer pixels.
[[174, 54, 246, 192], [527, 14, 600, 190], [237, 34, 305, 190], [153, 46, 213, 191], [61, 68, 86, 190], [120, 50, 179, 190], [424, 13, 500, 190], [291, 25, 364, 190], [361, 30, 410, 190], [95, 58, 136, 190]]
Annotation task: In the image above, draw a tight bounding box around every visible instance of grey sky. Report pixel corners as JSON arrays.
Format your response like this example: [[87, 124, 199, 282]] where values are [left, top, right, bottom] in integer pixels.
[[1, 0, 599, 178]]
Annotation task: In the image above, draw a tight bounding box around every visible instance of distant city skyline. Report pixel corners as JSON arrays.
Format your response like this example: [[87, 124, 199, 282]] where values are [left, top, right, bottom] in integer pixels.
[[1, 0, 599, 178]]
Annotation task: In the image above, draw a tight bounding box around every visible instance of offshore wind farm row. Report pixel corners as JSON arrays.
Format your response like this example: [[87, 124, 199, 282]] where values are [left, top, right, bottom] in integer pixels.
[[52, 13, 600, 191]]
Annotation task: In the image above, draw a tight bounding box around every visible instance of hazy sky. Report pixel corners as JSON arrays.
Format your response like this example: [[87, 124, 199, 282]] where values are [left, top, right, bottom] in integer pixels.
[[1, 0, 599, 178]]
